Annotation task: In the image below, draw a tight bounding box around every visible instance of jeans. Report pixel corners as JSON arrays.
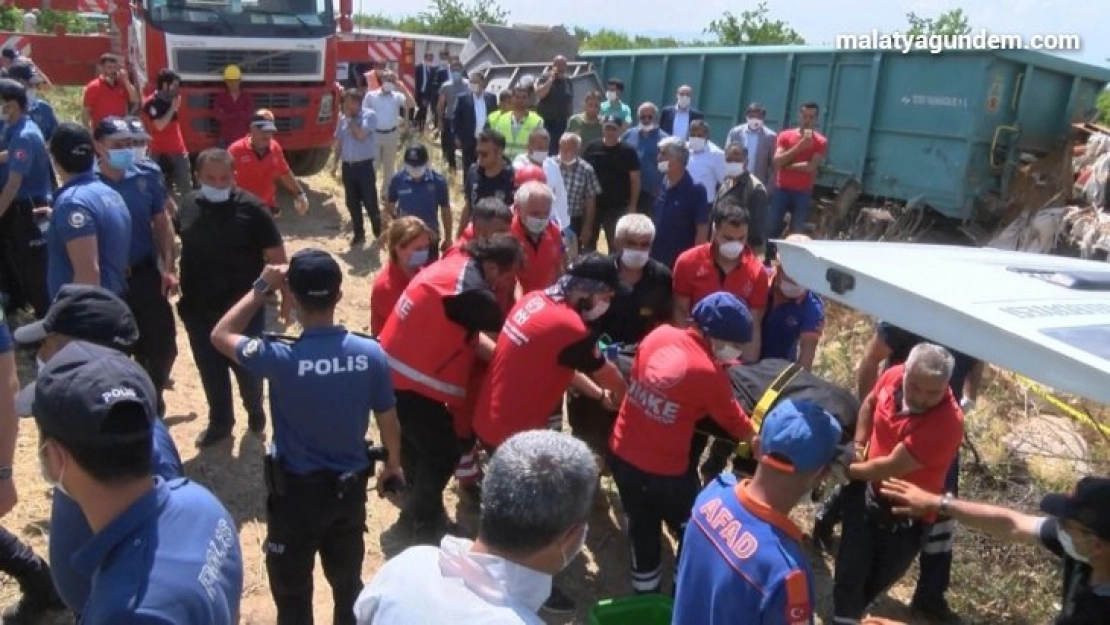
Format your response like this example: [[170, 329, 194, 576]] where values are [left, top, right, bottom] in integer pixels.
[[341, 159, 381, 238], [765, 187, 813, 261], [179, 304, 265, 433]]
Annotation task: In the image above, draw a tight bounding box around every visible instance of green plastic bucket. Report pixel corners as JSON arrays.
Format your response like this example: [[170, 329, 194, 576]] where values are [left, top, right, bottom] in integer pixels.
[[588, 594, 675, 625]]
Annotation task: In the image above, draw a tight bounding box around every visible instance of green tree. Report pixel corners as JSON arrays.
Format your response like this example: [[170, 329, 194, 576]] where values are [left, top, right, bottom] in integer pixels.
[[705, 2, 805, 46], [417, 0, 507, 37], [905, 8, 972, 37], [1097, 89, 1110, 125], [573, 27, 706, 51]]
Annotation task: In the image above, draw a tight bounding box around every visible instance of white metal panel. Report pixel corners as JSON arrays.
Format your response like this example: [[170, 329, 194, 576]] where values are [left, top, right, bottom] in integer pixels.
[[164, 33, 326, 82]]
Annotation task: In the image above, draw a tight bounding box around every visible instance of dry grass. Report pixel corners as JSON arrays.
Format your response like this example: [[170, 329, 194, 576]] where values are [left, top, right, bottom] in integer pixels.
[[1, 87, 1104, 624]]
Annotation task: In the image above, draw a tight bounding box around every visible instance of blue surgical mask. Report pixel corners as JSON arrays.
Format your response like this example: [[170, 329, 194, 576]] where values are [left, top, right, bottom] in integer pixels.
[[199, 184, 231, 203], [107, 148, 134, 171], [452, 71, 463, 81], [407, 249, 429, 268]]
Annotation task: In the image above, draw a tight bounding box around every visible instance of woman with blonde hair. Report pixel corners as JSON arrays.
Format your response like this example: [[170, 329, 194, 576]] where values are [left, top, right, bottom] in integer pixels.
[[370, 216, 433, 335]]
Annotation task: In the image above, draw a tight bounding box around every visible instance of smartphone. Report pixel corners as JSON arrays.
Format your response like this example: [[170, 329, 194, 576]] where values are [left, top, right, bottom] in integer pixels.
[[803, 129, 813, 138]]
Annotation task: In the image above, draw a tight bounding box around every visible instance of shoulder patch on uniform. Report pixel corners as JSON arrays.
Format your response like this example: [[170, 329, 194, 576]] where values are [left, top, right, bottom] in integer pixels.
[[12, 149, 26, 162], [67, 209, 90, 229], [241, 338, 262, 358], [783, 569, 812, 625]]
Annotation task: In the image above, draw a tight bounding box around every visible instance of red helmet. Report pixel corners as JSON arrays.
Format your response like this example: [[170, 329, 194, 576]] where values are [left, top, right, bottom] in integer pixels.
[[513, 164, 547, 187]]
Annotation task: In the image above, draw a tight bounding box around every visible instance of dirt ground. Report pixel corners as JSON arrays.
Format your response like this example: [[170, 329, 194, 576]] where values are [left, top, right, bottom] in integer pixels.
[[0, 139, 929, 625]]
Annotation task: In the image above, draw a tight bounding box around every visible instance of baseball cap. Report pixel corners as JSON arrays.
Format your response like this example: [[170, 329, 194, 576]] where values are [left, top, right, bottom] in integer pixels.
[[250, 113, 277, 132], [564, 253, 621, 293], [29, 341, 156, 448], [125, 116, 151, 140], [6, 62, 40, 84], [692, 291, 754, 344], [93, 116, 132, 141], [403, 144, 429, 167], [0, 78, 24, 102], [513, 163, 546, 186], [286, 248, 342, 305], [1, 48, 19, 61], [759, 399, 843, 473], [601, 114, 622, 128], [49, 122, 96, 174], [13, 284, 139, 347], [1040, 477, 1110, 540]]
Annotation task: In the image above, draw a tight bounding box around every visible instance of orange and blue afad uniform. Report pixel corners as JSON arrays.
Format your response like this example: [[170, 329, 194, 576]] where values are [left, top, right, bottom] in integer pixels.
[[674, 473, 816, 625]]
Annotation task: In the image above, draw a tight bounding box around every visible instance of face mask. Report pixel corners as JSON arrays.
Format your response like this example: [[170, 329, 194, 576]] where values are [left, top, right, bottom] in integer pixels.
[[561, 523, 588, 570], [529, 150, 547, 164], [524, 216, 548, 234], [1057, 525, 1091, 563], [621, 249, 649, 269], [25, 88, 36, 104], [382, 82, 395, 93], [199, 184, 231, 203], [106, 148, 134, 171], [688, 137, 707, 152], [677, 95, 691, 108], [747, 117, 763, 130], [718, 240, 744, 259], [407, 249, 429, 268], [451, 71, 462, 81], [779, 281, 806, 298], [405, 165, 426, 178], [582, 300, 609, 321], [712, 342, 742, 364], [560, 156, 577, 166], [657, 161, 669, 174], [38, 443, 71, 498], [724, 162, 745, 177], [641, 122, 657, 132], [606, 90, 618, 103], [471, 84, 482, 94], [132, 146, 148, 161]]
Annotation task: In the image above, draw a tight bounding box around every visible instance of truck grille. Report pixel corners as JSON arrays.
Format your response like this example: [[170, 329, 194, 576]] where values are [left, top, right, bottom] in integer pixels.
[[191, 116, 304, 136], [175, 49, 320, 76], [190, 93, 312, 110]]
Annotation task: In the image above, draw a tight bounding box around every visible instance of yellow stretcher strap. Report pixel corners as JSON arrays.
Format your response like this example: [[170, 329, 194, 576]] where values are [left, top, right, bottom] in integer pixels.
[[736, 363, 804, 458]]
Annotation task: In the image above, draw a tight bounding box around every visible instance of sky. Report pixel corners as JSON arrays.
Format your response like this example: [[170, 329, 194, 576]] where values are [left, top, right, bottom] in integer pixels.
[[356, 0, 1108, 67]]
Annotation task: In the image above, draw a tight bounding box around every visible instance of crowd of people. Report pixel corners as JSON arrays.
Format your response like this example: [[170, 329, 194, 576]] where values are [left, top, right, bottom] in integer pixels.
[[0, 46, 1103, 625]]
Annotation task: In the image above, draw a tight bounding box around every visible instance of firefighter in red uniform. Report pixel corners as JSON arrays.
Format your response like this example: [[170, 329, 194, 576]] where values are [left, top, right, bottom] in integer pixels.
[[608, 290, 757, 594], [377, 232, 524, 541]]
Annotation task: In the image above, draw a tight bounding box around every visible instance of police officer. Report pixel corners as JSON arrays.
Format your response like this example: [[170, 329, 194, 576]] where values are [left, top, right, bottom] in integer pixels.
[[126, 116, 179, 228], [0, 77, 52, 317], [45, 122, 131, 300], [7, 62, 55, 142], [94, 116, 179, 413], [385, 144, 453, 257], [211, 248, 403, 625], [31, 341, 242, 623], [13, 284, 185, 620]]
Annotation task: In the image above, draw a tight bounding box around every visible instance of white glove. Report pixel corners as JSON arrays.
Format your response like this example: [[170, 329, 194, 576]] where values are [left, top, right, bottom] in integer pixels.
[[959, 397, 976, 413]]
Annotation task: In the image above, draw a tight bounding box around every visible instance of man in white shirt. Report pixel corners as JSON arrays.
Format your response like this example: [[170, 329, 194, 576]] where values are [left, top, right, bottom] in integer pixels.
[[686, 120, 727, 209], [361, 70, 415, 200], [354, 430, 597, 624], [512, 127, 569, 234]]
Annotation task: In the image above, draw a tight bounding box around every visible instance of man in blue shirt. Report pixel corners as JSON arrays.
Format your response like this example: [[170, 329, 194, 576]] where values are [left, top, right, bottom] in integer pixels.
[[762, 236, 824, 369], [0, 307, 68, 623], [674, 399, 846, 625], [386, 143, 452, 259], [45, 121, 131, 299], [95, 116, 179, 414], [31, 340, 242, 624], [0, 77, 52, 317], [7, 63, 55, 142], [650, 137, 709, 269], [13, 284, 186, 619], [212, 248, 403, 625], [332, 89, 380, 245], [621, 102, 669, 214]]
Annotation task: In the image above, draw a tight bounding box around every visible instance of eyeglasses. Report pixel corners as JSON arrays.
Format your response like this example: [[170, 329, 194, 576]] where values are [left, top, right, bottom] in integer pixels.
[[476, 151, 491, 158]]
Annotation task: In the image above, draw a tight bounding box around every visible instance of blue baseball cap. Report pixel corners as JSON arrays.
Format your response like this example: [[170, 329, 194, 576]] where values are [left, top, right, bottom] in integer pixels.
[[125, 116, 151, 140], [287, 248, 342, 305], [93, 116, 132, 141], [759, 399, 843, 473], [692, 291, 753, 344], [27, 341, 156, 447]]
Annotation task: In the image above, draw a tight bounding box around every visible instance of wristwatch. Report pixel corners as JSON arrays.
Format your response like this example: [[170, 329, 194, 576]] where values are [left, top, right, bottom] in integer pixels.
[[252, 276, 272, 295], [0, 467, 12, 480], [939, 492, 954, 515]]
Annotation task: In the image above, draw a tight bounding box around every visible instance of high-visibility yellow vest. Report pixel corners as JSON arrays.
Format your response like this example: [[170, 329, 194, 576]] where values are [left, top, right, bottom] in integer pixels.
[[489, 110, 544, 160]]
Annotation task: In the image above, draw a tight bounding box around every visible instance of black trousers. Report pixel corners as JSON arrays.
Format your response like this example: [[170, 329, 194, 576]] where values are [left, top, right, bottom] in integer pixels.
[[439, 119, 458, 172], [155, 152, 194, 198], [832, 481, 929, 621], [179, 304, 265, 432], [572, 208, 621, 254], [125, 260, 177, 416], [460, 141, 477, 180], [544, 118, 568, 155], [566, 392, 617, 459], [341, 159, 381, 238], [608, 453, 699, 594], [395, 389, 460, 526], [0, 198, 49, 317], [266, 471, 368, 625]]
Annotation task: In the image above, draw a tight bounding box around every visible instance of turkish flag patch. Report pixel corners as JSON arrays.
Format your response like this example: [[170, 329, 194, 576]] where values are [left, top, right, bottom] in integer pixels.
[[13, 149, 27, 161]]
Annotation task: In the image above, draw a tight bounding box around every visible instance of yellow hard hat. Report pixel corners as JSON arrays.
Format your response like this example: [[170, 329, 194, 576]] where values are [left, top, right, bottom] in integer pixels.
[[223, 65, 242, 80]]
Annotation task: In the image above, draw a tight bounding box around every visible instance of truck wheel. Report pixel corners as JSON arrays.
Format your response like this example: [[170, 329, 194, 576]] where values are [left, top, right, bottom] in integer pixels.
[[286, 148, 333, 177]]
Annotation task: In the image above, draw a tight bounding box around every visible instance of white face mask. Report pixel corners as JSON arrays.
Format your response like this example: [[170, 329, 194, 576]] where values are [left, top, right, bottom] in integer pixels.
[[405, 165, 426, 178], [718, 240, 744, 259], [26, 88, 36, 104], [779, 280, 806, 298], [561, 523, 588, 569], [724, 162, 745, 177], [382, 82, 395, 93], [747, 117, 763, 130], [657, 161, 669, 174], [529, 150, 547, 164], [132, 146, 148, 162], [560, 155, 577, 166], [199, 184, 231, 203], [38, 443, 72, 498], [470, 83, 482, 94], [1057, 525, 1091, 563], [523, 216, 548, 234], [688, 137, 707, 152], [621, 249, 650, 269], [582, 300, 609, 321], [606, 90, 619, 103], [712, 342, 742, 364], [677, 95, 691, 108]]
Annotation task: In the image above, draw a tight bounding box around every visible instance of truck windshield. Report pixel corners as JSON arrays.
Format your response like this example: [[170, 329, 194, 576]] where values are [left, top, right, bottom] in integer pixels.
[[144, 0, 334, 38]]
